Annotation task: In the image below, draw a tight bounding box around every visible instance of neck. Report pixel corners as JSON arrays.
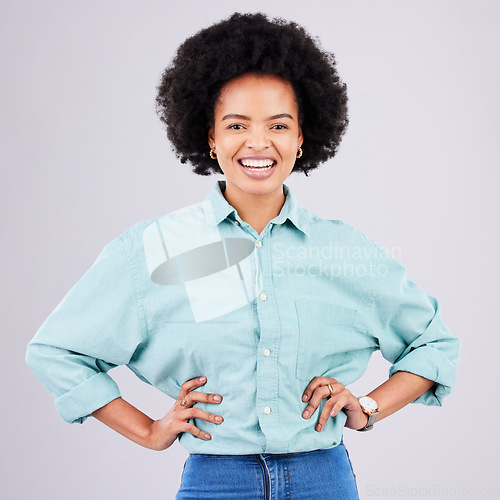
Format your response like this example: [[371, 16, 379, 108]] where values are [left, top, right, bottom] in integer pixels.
[[222, 181, 286, 235]]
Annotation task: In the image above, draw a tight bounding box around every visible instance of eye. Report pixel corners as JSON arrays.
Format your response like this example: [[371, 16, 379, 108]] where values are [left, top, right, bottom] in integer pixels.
[[272, 124, 288, 130], [228, 124, 244, 130]]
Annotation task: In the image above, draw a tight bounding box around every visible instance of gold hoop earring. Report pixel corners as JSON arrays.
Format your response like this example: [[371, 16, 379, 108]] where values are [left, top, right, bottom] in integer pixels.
[[210, 147, 217, 160], [296, 147, 303, 159]]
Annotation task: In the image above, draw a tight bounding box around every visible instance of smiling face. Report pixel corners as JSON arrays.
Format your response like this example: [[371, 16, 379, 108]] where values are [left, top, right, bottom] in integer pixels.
[[208, 72, 303, 199]]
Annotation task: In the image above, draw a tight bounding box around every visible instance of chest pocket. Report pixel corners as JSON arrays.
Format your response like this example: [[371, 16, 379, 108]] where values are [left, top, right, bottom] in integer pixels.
[[294, 298, 371, 382]]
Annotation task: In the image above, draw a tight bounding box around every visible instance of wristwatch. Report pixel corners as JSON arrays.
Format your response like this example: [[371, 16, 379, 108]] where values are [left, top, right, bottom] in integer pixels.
[[356, 396, 379, 431]]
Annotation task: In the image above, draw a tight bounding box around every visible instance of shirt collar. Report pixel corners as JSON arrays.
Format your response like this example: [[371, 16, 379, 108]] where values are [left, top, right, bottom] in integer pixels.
[[203, 180, 311, 238]]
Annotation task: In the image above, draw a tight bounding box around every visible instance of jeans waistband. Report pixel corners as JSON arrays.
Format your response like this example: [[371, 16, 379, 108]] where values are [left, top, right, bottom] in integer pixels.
[[190, 438, 344, 458]]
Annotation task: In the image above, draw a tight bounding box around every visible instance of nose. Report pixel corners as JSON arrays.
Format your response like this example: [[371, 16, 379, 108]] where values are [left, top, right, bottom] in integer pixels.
[[246, 126, 270, 151]]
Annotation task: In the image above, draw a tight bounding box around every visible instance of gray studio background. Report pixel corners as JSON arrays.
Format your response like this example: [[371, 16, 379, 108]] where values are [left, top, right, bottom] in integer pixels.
[[2, 1, 498, 498]]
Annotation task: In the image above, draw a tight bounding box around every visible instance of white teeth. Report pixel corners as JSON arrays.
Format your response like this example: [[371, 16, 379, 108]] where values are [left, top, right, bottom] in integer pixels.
[[240, 159, 275, 168]]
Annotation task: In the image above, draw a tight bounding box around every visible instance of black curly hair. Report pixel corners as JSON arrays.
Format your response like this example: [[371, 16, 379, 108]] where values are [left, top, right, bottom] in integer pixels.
[[155, 12, 348, 176]]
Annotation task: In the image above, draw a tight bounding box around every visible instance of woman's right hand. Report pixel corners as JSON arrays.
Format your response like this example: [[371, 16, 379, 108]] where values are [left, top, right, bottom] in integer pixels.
[[148, 376, 224, 451]]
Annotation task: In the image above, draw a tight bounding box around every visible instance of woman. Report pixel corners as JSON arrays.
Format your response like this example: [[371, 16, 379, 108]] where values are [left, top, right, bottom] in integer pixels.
[[26, 12, 461, 499]]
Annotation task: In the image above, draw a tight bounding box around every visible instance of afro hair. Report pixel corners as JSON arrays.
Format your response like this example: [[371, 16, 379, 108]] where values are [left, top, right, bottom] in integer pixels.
[[155, 12, 348, 176]]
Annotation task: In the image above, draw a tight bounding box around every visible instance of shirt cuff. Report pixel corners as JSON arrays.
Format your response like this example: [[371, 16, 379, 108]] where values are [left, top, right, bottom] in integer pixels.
[[54, 372, 122, 424], [388, 344, 458, 407]]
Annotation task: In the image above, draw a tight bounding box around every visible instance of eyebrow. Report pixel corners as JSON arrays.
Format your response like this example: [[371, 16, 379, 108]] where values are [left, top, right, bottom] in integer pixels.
[[221, 113, 294, 121]]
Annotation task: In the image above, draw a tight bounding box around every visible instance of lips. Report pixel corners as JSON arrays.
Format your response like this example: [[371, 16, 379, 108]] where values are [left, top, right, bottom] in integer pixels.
[[237, 154, 277, 179]]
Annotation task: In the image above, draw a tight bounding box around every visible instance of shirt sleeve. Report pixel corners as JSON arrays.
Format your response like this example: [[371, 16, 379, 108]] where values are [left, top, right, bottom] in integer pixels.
[[25, 233, 147, 424], [369, 245, 461, 406]]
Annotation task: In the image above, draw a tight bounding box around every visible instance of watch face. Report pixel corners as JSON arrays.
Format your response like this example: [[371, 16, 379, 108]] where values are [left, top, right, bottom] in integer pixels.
[[359, 396, 379, 412]]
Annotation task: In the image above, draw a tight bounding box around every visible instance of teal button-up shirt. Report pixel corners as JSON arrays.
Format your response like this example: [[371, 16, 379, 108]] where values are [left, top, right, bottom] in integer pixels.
[[26, 180, 460, 454]]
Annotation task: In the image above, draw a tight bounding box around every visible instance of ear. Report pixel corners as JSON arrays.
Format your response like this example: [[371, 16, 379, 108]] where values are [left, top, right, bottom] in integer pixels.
[[207, 125, 215, 150], [297, 123, 304, 148]]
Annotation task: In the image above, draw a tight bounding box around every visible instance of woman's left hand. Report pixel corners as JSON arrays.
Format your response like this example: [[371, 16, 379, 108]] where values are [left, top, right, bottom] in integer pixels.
[[301, 376, 369, 431]]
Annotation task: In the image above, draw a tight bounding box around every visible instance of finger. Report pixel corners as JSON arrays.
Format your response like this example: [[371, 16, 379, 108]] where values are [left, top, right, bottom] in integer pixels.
[[302, 385, 331, 419], [181, 407, 224, 425], [314, 394, 348, 432], [327, 396, 350, 424], [329, 389, 356, 417], [315, 396, 337, 432], [188, 390, 223, 405], [301, 376, 333, 402], [179, 376, 207, 399], [302, 377, 339, 402], [182, 422, 212, 440]]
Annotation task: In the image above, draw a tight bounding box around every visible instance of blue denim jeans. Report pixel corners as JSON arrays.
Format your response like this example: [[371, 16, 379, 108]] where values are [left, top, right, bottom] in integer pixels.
[[176, 440, 359, 499]]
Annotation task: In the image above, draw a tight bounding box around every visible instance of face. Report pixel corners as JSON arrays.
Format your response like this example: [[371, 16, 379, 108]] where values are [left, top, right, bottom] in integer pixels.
[[208, 72, 303, 198]]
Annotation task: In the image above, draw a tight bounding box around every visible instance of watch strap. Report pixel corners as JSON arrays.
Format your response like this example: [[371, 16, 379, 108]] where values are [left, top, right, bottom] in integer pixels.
[[357, 412, 377, 431]]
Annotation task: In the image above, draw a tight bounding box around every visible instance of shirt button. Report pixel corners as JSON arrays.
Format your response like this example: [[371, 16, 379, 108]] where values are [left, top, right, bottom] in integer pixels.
[[260, 293, 267, 301], [256, 240, 262, 248], [264, 406, 271, 415], [234, 220, 240, 225], [263, 348, 270, 357]]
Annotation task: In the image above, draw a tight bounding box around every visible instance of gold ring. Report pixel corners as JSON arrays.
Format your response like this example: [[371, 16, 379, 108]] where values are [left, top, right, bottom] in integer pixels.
[[327, 384, 334, 398], [179, 398, 188, 407]]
